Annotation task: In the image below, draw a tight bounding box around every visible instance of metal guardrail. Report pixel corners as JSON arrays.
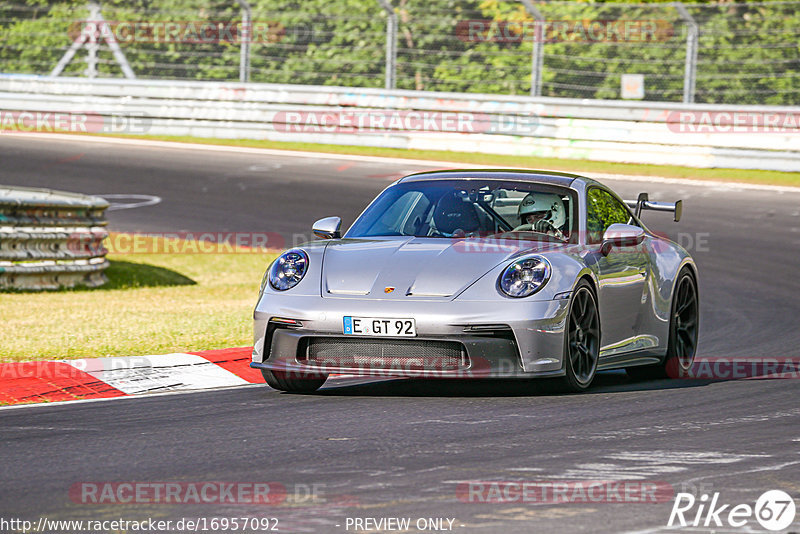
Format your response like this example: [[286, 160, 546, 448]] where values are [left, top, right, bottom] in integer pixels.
[[0, 75, 798, 172], [0, 185, 109, 290]]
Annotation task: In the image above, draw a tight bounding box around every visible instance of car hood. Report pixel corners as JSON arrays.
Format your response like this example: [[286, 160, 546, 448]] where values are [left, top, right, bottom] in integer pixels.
[[321, 237, 562, 300]]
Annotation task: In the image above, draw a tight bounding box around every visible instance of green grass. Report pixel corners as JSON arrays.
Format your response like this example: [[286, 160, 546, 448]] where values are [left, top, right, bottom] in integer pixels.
[[1, 234, 275, 362], [86, 132, 800, 187]]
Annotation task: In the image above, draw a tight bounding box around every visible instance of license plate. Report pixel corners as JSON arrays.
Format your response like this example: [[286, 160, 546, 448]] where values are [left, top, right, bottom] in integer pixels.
[[343, 316, 416, 337]]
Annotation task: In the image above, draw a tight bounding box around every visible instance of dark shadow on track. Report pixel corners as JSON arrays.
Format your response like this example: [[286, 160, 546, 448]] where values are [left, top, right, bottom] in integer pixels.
[[300, 371, 715, 398]]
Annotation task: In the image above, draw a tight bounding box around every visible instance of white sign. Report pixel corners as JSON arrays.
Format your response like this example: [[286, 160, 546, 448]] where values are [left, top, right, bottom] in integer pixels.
[[621, 73, 645, 99]]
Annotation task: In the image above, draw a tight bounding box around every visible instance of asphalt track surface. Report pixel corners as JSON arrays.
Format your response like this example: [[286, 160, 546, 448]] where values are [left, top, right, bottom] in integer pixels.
[[2, 135, 800, 534]]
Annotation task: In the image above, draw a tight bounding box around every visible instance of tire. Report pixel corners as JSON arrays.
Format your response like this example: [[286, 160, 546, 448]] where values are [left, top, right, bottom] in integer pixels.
[[261, 369, 327, 393], [562, 281, 601, 392], [627, 268, 698, 380]]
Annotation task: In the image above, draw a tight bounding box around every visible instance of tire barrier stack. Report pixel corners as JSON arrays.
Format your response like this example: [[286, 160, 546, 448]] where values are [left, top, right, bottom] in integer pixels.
[[0, 186, 109, 290]]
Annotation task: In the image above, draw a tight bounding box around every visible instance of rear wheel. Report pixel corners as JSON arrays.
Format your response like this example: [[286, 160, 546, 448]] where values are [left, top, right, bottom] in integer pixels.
[[627, 269, 698, 380], [261, 369, 327, 393], [562, 281, 600, 392]]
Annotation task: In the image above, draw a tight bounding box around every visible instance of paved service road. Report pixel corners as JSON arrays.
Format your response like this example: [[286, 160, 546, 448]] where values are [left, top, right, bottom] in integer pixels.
[[2, 135, 799, 533]]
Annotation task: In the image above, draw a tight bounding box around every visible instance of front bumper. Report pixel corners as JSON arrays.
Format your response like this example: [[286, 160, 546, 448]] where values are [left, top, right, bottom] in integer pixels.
[[251, 294, 570, 379]]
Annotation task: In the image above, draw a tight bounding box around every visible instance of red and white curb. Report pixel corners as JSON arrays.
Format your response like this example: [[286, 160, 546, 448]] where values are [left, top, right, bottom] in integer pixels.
[[4, 349, 796, 407], [0, 347, 263, 406]]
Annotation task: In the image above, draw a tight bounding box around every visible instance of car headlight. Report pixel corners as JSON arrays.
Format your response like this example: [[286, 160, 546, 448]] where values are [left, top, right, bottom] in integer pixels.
[[498, 256, 550, 298], [268, 249, 309, 291]]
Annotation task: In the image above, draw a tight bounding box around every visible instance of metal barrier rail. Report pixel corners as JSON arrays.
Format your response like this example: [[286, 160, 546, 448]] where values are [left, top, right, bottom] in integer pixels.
[[0, 185, 109, 290], [1, 75, 798, 172]]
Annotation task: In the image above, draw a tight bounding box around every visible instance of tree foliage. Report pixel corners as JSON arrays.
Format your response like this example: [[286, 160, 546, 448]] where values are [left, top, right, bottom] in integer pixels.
[[1, 0, 797, 104]]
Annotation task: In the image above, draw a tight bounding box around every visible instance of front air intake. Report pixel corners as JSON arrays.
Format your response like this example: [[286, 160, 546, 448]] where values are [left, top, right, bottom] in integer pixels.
[[299, 337, 468, 371]]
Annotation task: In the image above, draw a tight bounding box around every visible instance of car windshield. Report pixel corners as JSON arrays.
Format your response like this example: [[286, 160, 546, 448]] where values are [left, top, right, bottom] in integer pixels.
[[346, 180, 576, 242]]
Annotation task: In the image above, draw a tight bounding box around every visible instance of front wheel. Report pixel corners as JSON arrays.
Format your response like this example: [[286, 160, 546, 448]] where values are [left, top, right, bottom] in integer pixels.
[[261, 369, 328, 393], [562, 281, 600, 392], [627, 269, 698, 380]]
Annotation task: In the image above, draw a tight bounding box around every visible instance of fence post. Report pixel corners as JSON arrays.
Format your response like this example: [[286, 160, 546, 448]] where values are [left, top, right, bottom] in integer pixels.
[[85, 2, 100, 78], [520, 0, 544, 97], [237, 0, 252, 82], [674, 2, 698, 104], [376, 0, 397, 90]]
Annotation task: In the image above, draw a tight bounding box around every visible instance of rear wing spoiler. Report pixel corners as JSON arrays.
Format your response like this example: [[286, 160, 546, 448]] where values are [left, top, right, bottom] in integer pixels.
[[624, 193, 682, 222]]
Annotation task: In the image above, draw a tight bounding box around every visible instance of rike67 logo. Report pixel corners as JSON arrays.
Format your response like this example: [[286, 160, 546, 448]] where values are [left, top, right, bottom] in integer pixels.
[[668, 490, 796, 531]]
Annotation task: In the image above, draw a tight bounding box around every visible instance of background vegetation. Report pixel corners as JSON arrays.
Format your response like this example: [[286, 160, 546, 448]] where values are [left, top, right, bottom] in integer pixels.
[[1, 0, 798, 104]]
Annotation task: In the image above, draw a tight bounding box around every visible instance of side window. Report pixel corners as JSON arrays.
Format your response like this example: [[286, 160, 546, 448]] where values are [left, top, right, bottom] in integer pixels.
[[586, 188, 634, 244]]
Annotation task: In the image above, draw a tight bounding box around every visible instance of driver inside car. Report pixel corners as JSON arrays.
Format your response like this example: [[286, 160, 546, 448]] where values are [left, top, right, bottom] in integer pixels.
[[513, 192, 567, 240]]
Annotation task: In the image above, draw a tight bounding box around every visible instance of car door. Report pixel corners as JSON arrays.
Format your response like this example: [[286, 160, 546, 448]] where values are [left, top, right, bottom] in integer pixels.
[[586, 187, 649, 355]]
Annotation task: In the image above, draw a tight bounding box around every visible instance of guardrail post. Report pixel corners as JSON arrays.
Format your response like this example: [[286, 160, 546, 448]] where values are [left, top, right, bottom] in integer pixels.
[[674, 2, 698, 104], [520, 0, 544, 97], [376, 0, 397, 90], [237, 0, 252, 82]]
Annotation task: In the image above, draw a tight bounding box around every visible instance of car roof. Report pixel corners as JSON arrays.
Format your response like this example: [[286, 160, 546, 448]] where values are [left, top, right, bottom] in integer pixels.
[[397, 169, 598, 189]]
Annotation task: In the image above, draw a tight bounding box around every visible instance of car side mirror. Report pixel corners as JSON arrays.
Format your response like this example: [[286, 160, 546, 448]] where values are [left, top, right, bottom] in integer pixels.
[[312, 216, 342, 239], [601, 223, 645, 256]]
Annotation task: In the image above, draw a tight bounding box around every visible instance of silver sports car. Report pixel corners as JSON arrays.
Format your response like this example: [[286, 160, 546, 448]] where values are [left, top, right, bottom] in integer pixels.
[[251, 170, 699, 392]]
